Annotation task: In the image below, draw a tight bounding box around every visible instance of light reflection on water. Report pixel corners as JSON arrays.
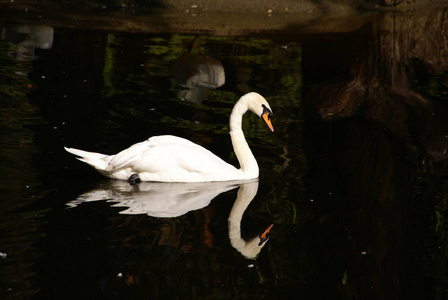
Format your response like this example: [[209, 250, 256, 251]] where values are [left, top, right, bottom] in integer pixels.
[[66, 179, 271, 259], [0, 8, 448, 300]]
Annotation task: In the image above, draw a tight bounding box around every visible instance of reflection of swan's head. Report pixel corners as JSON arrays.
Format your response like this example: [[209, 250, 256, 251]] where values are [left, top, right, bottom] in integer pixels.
[[235, 92, 274, 132], [234, 224, 273, 260], [228, 181, 272, 259]]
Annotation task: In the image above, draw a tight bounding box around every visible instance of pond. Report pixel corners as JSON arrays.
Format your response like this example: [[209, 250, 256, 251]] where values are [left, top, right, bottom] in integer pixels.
[[1, 3, 448, 300]]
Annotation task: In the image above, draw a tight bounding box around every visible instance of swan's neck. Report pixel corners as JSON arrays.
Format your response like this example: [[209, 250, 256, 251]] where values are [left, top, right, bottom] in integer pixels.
[[229, 101, 258, 177]]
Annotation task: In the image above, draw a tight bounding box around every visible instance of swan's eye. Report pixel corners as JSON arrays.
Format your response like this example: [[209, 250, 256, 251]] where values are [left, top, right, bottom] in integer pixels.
[[261, 104, 273, 120]]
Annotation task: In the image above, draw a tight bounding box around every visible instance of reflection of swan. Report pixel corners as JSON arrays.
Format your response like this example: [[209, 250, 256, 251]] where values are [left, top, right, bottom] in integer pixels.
[[67, 180, 241, 218], [171, 53, 225, 104], [68, 179, 271, 258], [65, 92, 274, 182], [228, 181, 272, 259]]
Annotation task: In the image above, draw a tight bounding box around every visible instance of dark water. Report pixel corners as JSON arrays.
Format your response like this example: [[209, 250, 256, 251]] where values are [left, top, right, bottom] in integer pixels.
[[1, 8, 448, 300]]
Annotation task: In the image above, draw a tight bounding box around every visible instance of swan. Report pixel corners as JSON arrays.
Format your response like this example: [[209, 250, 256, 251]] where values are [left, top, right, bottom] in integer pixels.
[[64, 92, 274, 182]]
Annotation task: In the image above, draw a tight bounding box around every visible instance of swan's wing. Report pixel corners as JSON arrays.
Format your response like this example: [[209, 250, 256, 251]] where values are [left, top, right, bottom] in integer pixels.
[[173, 145, 236, 174], [107, 136, 193, 169], [133, 141, 236, 174], [109, 135, 236, 176], [108, 140, 152, 170]]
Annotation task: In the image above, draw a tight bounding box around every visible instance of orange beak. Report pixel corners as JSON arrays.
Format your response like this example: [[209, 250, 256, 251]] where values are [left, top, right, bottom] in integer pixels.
[[262, 112, 274, 132]]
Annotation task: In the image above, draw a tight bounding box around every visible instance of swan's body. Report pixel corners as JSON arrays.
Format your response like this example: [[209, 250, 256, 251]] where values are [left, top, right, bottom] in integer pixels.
[[65, 92, 274, 182]]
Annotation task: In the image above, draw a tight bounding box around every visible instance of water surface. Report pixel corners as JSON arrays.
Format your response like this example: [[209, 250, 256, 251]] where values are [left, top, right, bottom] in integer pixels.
[[1, 7, 448, 300]]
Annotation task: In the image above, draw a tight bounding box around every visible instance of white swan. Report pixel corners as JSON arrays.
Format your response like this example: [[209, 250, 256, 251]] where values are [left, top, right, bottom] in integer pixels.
[[64, 92, 274, 182]]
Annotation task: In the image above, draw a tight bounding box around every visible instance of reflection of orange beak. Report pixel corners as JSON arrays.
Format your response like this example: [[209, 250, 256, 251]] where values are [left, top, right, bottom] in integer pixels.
[[262, 112, 274, 132], [260, 224, 274, 239]]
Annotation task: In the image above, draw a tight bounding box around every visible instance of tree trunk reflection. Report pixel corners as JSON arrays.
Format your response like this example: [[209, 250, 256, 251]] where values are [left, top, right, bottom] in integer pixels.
[[310, 9, 448, 142], [306, 9, 448, 299]]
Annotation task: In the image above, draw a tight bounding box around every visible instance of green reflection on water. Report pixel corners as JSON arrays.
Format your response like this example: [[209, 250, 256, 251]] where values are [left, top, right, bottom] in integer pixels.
[[0, 39, 45, 192], [100, 32, 303, 162], [0, 37, 50, 300]]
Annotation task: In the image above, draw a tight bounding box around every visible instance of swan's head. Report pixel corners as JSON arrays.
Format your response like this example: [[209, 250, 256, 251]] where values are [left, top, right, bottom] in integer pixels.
[[242, 92, 274, 132]]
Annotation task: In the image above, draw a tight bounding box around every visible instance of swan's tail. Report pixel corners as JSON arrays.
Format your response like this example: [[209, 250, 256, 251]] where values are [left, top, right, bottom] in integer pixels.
[[64, 147, 110, 171]]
